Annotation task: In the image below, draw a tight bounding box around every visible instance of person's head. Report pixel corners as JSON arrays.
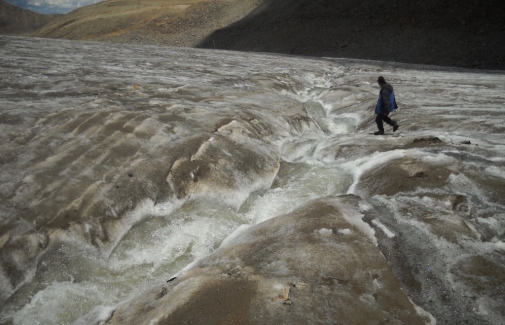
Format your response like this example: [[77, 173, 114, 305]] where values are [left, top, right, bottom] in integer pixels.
[[377, 76, 386, 86]]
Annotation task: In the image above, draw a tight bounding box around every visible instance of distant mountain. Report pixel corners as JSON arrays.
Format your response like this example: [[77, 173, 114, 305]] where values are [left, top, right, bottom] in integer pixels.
[[6, 0, 505, 70], [0, 0, 58, 35], [32, 0, 261, 47], [197, 0, 505, 70]]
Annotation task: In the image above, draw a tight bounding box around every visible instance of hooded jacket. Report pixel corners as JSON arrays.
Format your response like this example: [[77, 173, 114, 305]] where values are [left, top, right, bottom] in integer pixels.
[[375, 82, 397, 114]]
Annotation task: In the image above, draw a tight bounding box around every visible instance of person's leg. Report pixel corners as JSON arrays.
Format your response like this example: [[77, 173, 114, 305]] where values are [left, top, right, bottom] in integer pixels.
[[375, 114, 385, 134], [382, 114, 396, 126], [383, 114, 399, 131]]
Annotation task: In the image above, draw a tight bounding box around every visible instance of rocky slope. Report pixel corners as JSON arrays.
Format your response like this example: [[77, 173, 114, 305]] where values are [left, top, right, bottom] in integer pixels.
[[197, 0, 505, 70], [0, 0, 57, 35], [5, 0, 505, 70], [31, 0, 261, 47]]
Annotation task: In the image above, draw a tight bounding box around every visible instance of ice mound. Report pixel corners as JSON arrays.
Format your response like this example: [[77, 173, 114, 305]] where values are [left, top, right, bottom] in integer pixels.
[[102, 196, 432, 325], [0, 37, 330, 299]]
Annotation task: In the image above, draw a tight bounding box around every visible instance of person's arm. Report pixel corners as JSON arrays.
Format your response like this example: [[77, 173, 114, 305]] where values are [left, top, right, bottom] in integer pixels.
[[380, 88, 390, 112]]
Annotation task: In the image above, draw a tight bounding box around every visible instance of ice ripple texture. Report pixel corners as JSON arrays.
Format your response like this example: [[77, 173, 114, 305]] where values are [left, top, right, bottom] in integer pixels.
[[0, 36, 505, 324]]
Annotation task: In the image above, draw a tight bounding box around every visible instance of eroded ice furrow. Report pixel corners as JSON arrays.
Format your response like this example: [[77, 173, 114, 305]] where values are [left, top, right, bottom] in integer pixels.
[[1, 37, 342, 318], [1, 36, 505, 325]]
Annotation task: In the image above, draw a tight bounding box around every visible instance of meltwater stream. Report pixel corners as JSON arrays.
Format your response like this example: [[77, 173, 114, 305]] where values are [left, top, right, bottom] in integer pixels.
[[1, 36, 505, 324], [4, 107, 351, 324], [0, 36, 356, 324]]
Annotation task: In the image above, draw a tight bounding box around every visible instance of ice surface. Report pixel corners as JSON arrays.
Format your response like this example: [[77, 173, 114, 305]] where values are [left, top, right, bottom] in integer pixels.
[[371, 219, 395, 238], [1, 35, 505, 324]]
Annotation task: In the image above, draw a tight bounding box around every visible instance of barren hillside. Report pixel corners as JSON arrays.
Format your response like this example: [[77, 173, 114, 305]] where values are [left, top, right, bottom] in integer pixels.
[[0, 0, 57, 35], [4, 0, 505, 69], [198, 0, 505, 70], [32, 0, 261, 47]]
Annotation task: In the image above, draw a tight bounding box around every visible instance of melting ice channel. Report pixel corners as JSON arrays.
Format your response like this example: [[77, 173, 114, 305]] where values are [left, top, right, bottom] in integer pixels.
[[1, 36, 505, 324]]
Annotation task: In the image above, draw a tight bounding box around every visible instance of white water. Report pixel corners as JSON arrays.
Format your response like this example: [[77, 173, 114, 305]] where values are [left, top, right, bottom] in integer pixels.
[[1, 36, 504, 324]]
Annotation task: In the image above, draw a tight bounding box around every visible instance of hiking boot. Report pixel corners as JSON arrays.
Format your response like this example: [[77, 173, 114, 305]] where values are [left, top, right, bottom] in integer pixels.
[[393, 124, 399, 132], [374, 131, 384, 135]]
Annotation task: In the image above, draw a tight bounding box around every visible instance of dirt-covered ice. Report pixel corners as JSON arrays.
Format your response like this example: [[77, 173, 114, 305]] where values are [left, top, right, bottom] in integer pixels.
[[0, 35, 504, 324]]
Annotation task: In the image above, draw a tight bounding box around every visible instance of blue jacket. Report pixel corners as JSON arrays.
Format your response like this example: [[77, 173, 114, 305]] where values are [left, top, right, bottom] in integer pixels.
[[375, 83, 397, 114]]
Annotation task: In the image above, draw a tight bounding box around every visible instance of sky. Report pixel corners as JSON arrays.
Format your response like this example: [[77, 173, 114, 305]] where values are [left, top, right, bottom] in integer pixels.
[[5, 0, 105, 14]]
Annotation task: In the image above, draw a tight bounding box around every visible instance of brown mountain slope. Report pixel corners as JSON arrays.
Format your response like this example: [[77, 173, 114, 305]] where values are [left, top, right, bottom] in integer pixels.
[[197, 0, 505, 70], [17, 0, 505, 70], [32, 0, 261, 47], [0, 0, 57, 35]]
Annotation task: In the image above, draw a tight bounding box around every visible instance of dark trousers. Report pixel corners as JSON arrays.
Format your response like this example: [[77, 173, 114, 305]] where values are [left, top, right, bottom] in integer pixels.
[[375, 113, 396, 132]]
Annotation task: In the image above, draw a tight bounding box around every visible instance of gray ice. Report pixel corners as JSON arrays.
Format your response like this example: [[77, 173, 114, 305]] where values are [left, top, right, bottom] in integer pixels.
[[1, 36, 504, 324]]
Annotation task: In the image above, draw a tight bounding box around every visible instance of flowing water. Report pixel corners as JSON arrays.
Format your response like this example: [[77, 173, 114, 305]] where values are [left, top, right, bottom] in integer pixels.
[[1, 36, 504, 324]]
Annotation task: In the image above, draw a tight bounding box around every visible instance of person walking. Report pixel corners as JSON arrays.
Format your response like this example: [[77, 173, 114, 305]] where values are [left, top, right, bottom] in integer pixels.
[[374, 76, 399, 135]]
